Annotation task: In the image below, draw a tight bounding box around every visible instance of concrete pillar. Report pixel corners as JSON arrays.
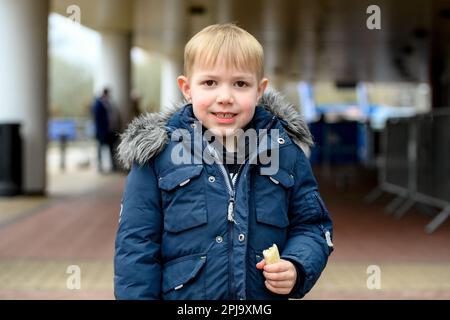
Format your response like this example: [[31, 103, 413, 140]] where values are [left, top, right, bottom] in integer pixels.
[[0, 0, 49, 194], [262, 0, 286, 91], [216, 0, 232, 23], [95, 32, 132, 128], [159, 0, 184, 111], [161, 57, 183, 110]]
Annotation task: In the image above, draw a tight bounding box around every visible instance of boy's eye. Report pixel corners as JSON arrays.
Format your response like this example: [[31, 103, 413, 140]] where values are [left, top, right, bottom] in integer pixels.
[[204, 80, 216, 87], [235, 81, 248, 88]]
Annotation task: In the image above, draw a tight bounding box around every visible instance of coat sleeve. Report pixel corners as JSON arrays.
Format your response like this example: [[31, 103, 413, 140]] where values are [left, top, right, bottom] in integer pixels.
[[114, 161, 162, 299], [280, 147, 334, 299]]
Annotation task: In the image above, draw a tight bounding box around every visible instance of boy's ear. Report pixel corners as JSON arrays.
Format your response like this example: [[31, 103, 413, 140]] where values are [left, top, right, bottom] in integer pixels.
[[257, 78, 269, 99], [177, 75, 191, 101]]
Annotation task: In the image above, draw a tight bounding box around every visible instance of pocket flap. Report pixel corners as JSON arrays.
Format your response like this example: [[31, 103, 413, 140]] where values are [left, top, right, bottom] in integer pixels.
[[162, 254, 206, 293], [259, 167, 295, 188], [256, 210, 290, 228], [158, 165, 203, 191]]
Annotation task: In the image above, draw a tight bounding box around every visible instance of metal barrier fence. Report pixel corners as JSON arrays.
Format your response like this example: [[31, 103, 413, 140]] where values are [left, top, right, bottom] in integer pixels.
[[365, 109, 450, 233]]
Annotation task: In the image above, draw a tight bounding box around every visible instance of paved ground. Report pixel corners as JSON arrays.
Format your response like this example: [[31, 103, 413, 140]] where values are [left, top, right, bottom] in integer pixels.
[[0, 144, 449, 299], [306, 168, 450, 299], [0, 144, 120, 299]]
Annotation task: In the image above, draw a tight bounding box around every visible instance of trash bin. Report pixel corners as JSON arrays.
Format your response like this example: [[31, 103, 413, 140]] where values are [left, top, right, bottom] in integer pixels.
[[0, 123, 22, 196]]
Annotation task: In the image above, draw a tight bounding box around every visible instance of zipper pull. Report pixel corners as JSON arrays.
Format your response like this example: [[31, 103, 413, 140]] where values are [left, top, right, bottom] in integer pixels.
[[227, 199, 237, 224]]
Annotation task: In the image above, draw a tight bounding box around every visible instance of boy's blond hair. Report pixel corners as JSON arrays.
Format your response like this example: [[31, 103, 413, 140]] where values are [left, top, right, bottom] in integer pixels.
[[184, 23, 264, 80]]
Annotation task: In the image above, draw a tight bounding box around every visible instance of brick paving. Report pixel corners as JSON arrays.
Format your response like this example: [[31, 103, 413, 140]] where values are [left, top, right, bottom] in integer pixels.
[[306, 171, 450, 299], [0, 151, 122, 299]]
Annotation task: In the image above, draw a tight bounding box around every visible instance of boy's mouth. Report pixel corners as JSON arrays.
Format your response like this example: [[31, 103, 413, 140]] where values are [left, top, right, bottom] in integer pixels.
[[212, 112, 237, 119], [211, 112, 238, 124]]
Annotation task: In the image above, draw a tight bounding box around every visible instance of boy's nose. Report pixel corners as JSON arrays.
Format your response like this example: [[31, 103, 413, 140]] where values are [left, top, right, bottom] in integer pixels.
[[216, 90, 234, 105]]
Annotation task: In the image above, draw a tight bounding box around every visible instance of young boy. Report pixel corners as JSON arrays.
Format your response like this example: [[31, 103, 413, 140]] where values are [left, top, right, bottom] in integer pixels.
[[114, 24, 333, 300]]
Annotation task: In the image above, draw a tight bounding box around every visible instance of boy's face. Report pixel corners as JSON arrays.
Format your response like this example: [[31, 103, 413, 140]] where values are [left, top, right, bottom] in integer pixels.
[[177, 59, 268, 138]]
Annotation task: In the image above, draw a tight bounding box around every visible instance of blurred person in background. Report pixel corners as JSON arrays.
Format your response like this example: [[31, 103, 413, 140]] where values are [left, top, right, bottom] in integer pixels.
[[91, 87, 120, 172]]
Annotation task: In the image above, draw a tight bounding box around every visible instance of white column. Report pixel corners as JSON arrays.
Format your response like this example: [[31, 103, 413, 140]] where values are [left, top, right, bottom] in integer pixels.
[[262, 0, 285, 91], [0, 0, 49, 194], [159, 0, 184, 111], [95, 32, 132, 128], [160, 57, 183, 111]]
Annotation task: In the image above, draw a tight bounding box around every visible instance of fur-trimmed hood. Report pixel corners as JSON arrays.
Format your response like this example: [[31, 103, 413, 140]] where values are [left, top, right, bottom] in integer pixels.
[[118, 90, 313, 169]]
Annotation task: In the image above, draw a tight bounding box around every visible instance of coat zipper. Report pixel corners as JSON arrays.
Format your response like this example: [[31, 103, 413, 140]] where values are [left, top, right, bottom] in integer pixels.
[[208, 145, 244, 224], [208, 144, 245, 300], [221, 163, 245, 224], [204, 116, 276, 300]]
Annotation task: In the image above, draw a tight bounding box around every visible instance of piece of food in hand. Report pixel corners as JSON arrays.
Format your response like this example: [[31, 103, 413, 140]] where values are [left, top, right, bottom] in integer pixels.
[[262, 244, 280, 265]]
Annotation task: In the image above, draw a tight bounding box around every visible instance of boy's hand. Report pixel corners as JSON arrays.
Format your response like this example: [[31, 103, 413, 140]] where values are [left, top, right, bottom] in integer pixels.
[[256, 259, 297, 295]]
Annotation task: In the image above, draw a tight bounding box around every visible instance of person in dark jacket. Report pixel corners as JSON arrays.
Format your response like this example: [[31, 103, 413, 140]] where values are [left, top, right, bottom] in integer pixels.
[[114, 23, 333, 300], [91, 88, 119, 172]]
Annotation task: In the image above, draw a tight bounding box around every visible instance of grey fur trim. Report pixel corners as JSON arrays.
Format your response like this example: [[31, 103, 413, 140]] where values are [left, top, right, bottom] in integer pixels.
[[259, 90, 314, 149], [117, 104, 179, 169], [118, 91, 313, 169]]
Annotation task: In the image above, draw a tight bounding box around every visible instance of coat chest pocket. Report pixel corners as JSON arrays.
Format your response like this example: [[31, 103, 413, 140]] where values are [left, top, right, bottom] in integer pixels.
[[254, 168, 294, 228], [158, 165, 207, 233]]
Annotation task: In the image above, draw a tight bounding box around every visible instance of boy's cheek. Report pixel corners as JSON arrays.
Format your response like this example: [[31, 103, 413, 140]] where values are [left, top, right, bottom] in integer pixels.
[[192, 101, 211, 120], [239, 97, 259, 113]]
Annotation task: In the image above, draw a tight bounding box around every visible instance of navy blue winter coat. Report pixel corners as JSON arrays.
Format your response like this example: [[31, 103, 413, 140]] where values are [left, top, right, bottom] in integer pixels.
[[114, 91, 334, 300]]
